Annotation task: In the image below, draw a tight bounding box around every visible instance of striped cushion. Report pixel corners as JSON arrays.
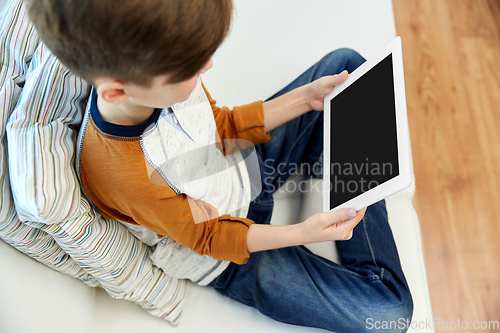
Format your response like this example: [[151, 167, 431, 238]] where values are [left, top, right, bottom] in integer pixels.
[[2, 0, 186, 325], [0, 0, 98, 286]]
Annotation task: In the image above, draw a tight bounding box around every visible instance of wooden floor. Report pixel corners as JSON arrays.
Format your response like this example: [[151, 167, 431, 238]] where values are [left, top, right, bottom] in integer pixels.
[[392, 0, 500, 330]]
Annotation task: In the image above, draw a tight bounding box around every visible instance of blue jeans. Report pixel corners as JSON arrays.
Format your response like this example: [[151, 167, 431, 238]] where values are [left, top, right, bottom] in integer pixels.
[[209, 48, 413, 333]]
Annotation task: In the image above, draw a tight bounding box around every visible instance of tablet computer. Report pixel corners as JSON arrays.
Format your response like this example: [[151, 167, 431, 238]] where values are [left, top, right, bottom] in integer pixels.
[[323, 36, 412, 213]]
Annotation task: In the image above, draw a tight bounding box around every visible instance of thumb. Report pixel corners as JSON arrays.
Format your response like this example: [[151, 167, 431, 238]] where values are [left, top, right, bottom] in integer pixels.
[[334, 70, 349, 83], [321, 70, 349, 89], [336, 70, 349, 82], [343, 207, 357, 220], [326, 207, 357, 224]]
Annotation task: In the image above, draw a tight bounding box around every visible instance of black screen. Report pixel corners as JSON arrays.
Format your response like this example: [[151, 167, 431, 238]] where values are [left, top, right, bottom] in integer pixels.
[[329, 53, 399, 210]]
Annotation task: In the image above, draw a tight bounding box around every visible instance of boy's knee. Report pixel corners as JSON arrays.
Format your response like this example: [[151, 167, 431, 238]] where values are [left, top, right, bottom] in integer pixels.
[[316, 48, 366, 77], [364, 295, 414, 333], [332, 47, 365, 60], [343, 287, 413, 333], [333, 47, 366, 67]]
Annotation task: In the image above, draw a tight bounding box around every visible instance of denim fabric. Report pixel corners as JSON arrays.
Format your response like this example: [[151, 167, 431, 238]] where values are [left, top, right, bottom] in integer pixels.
[[209, 48, 413, 332]]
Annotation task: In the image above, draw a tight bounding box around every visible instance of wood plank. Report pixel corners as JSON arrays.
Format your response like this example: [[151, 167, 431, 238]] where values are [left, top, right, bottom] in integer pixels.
[[487, 0, 500, 38], [392, 0, 500, 330]]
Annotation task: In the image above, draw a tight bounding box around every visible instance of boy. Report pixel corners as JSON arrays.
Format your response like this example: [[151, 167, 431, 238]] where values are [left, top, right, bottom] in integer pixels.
[[27, 0, 413, 331]]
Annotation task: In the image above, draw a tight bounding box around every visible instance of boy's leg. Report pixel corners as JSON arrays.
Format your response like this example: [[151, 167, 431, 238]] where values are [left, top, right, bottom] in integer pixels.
[[254, 48, 410, 289], [210, 200, 413, 332], [211, 48, 413, 332]]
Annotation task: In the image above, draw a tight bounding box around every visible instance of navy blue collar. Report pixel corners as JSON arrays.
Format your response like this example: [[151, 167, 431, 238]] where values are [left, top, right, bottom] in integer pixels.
[[89, 88, 161, 138]]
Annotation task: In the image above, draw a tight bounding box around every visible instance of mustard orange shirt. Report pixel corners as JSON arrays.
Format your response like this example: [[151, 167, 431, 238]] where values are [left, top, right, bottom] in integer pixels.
[[80, 83, 270, 264]]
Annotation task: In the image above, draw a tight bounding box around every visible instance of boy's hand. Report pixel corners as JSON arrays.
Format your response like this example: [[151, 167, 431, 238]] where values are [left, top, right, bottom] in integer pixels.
[[298, 207, 367, 243], [304, 70, 349, 111]]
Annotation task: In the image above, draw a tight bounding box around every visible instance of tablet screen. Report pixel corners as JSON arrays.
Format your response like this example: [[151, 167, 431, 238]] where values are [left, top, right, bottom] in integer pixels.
[[329, 53, 399, 210]]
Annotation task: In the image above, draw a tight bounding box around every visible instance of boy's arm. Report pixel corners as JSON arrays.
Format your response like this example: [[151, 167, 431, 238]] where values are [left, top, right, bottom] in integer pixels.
[[246, 207, 366, 253], [202, 71, 348, 154], [261, 70, 349, 132], [95, 179, 365, 264], [86, 151, 367, 264], [83, 138, 366, 264]]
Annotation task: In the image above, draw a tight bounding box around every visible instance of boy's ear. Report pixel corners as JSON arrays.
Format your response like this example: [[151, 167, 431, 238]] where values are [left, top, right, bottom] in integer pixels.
[[95, 79, 129, 105]]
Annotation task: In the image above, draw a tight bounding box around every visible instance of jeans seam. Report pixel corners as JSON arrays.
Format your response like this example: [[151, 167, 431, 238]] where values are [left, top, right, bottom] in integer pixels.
[[253, 198, 274, 206], [306, 151, 323, 178], [269, 112, 320, 186], [362, 218, 379, 268], [295, 246, 380, 281], [225, 285, 256, 307]]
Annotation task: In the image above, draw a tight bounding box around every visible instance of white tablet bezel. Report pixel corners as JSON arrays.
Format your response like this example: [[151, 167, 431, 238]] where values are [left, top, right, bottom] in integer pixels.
[[323, 36, 412, 213]]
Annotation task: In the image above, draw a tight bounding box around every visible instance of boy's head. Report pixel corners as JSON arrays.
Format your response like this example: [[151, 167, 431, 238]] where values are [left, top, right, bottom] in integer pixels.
[[26, 0, 233, 89]]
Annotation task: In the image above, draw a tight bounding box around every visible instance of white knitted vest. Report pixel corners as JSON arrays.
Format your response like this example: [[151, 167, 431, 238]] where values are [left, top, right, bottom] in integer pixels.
[[136, 79, 259, 285]]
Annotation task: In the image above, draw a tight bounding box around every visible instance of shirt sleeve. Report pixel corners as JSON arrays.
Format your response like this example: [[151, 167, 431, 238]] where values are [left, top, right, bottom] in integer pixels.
[[201, 81, 271, 155], [124, 188, 255, 265]]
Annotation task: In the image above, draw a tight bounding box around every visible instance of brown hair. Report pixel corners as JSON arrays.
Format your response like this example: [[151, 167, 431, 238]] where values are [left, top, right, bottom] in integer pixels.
[[26, 0, 233, 86]]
